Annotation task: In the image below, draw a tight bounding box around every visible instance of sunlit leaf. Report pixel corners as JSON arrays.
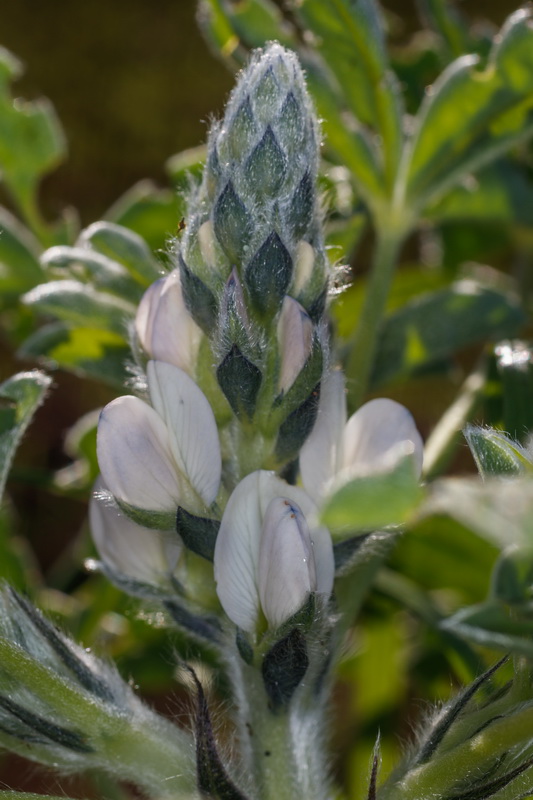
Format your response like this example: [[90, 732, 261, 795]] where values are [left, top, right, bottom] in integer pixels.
[[19, 323, 130, 388], [23, 280, 136, 337], [405, 9, 533, 210], [77, 221, 162, 286]]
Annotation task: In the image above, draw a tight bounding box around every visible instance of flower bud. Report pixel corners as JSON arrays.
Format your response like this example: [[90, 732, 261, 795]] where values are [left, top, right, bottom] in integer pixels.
[[214, 471, 334, 633], [135, 269, 202, 375], [277, 296, 313, 394], [97, 360, 221, 523], [179, 42, 325, 324], [90, 479, 182, 590], [258, 497, 317, 629]]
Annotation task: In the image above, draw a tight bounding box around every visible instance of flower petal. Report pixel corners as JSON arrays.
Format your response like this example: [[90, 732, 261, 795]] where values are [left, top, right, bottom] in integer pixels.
[[258, 497, 316, 628], [214, 471, 334, 631], [214, 472, 266, 631], [341, 398, 424, 477], [97, 394, 181, 511], [147, 360, 221, 507], [90, 478, 182, 585], [135, 270, 202, 374], [277, 296, 313, 394], [299, 370, 347, 498]]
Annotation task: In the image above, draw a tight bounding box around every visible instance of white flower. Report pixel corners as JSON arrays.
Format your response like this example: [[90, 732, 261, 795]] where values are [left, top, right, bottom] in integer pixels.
[[135, 269, 202, 374], [300, 371, 424, 498], [214, 471, 334, 632], [277, 296, 313, 394], [90, 478, 182, 587], [97, 360, 221, 518]]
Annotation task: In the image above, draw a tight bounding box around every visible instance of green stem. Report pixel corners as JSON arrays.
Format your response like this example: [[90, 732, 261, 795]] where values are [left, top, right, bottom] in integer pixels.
[[345, 228, 405, 411], [232, 657, 329, 800]]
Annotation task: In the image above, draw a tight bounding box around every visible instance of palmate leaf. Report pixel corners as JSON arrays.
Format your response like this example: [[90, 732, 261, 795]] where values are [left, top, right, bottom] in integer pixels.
[[0, 370, 52, 499], [404, 8, 533, 212]]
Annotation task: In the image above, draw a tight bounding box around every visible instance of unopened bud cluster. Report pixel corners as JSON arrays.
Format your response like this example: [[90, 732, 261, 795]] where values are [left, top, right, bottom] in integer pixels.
[[173, 43, 328, 468]]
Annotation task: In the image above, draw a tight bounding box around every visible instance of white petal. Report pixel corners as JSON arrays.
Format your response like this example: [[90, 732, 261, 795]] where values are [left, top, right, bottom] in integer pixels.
[[258, 497, 316, 628], [147, 360, 221, 507], [277, 296, 313, 394], [97, 395, 181, 511], [299, 370, 347, 498], [255, 475, 333, 600], [135, 278, 165, 352], [341, 398, 424, 477], [214, 472, 265, 631], [214, 472, 334, 631], [292, 241, 315, 295], [135, 270, 202, 374], [90, 479, 182, 585], [198, 220, 217, 268]]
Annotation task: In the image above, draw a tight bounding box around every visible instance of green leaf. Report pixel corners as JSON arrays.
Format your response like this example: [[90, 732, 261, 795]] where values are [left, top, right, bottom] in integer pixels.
[[371, 281, 525, 388], [41, 245, 144, 304], [0, 370, 52, 499], [429, 162, 533, 225], [405, 9, 533, 210], [415, 0, 471, 61], [166, 144, 206, 186], [78, 221, 161, 286], [23, 280, 135, 336], [321, 454, 425, 536], [490, 546, 533, 606], [0, 205, 43, 301], [215, 0, 294, 50], [105, 179, 182, 253], [0, 49, 66, 209], [304, 62, 385, 205], [197, 0, 243, 66], [464, 425, 532, 478], [19, 323, 130, 388], [441, 600, 533, 658], [296, 0, 403, 188]]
